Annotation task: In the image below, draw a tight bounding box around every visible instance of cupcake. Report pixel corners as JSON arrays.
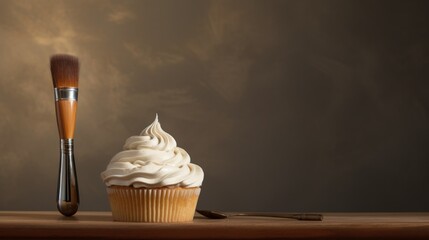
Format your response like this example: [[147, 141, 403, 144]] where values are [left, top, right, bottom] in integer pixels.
[[101, 114, 204, 222]]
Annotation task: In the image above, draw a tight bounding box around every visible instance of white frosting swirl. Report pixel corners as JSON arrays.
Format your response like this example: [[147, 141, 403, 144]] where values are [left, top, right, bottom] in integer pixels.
[[101, 114, 204, 188]]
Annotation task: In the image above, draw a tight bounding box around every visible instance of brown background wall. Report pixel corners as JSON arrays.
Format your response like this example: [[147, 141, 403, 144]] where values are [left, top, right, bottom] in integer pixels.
[[0, 0, 428, 212]]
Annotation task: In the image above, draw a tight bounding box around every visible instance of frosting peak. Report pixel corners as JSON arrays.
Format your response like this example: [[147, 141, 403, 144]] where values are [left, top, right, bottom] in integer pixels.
[[101, 115, 204, 188], [124, 114, 176, 151]]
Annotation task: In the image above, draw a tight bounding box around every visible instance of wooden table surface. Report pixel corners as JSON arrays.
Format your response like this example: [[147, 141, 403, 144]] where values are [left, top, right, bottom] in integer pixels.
[[1, 211, 429, 239]]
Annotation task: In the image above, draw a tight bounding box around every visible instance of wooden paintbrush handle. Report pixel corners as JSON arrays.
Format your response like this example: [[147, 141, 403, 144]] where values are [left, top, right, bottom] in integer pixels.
[[55, 100, 77, 139]]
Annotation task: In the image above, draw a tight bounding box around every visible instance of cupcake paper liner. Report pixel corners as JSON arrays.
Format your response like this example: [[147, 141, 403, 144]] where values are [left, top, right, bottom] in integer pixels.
[[107, 186, 201, 222]]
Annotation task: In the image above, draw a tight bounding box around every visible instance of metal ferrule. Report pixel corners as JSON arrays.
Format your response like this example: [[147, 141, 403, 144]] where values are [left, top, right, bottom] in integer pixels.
[[57, 139, 79, 216], [54, 88, 78, 101]]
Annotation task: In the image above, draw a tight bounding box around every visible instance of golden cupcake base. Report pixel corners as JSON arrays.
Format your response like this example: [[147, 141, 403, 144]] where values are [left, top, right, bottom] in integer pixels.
[[107, 186, 201, 222]]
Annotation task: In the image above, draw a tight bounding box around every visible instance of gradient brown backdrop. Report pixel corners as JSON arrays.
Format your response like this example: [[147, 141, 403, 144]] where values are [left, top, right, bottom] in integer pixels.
[[0, 0, 428, 212]]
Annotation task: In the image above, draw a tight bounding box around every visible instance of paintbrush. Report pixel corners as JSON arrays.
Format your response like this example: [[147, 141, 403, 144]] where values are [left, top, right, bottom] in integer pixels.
[[50, 54, 80, 216]]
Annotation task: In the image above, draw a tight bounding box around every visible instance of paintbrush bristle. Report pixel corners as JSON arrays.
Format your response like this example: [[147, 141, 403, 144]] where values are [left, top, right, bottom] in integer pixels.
[[50, 54, 79, 88]]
